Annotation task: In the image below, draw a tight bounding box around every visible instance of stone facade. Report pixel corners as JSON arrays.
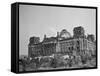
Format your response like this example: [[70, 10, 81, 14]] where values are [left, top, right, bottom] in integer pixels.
[[28, 26, 96, 58]]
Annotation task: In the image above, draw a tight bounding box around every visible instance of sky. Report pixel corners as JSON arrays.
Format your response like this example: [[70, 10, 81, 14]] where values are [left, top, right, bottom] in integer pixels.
[[19, 4, 96, 56]]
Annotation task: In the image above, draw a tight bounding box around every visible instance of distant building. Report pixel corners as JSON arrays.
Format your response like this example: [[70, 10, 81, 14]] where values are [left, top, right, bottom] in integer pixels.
[[28, 26, 96, 58]]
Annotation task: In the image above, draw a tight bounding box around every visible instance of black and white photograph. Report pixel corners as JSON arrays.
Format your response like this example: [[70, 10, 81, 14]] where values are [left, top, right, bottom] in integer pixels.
[[11, 2, 97, 73]]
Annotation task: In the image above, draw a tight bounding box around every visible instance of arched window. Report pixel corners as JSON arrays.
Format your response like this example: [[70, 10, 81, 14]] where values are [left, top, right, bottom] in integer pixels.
[[72, 46, 73, 50], [77, 41, 80, 45], [69, 47, 70, 51]]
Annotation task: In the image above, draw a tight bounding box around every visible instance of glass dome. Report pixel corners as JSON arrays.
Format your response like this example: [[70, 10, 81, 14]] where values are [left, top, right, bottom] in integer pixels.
[[60, 29, 71, 38]]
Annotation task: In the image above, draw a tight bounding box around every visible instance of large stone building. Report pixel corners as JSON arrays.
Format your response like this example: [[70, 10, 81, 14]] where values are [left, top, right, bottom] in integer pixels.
[[28, 26, 96, 58]]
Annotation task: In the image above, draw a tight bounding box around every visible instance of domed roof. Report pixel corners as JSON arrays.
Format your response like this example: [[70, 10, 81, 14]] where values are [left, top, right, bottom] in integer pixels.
[[60, 29, 71, 38]]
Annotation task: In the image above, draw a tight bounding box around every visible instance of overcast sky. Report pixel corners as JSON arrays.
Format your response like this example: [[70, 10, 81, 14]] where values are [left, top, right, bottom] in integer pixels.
[[19, 4, 96, 56]]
